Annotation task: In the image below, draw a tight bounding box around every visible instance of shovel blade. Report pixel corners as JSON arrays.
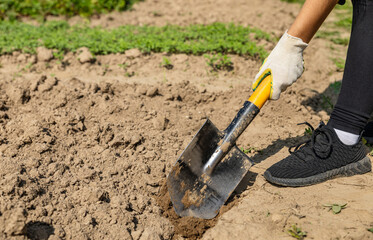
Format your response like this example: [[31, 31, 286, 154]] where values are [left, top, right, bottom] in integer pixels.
[[167, 119, 253, 219]]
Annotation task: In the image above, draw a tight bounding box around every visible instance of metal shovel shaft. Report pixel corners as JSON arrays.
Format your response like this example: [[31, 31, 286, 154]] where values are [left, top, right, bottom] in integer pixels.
[[203, 101, 260, 175]]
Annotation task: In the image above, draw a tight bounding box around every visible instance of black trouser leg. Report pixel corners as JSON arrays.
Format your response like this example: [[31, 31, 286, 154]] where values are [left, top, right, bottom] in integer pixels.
[[328, 0, 373, 134]]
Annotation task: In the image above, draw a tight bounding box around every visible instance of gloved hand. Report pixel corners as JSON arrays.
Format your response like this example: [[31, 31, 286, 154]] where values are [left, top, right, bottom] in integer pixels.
[[252, 31, 308, 100]]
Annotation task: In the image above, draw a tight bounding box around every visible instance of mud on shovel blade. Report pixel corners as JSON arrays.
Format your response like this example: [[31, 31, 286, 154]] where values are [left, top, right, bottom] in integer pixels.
[[167, 75, 272, 219]]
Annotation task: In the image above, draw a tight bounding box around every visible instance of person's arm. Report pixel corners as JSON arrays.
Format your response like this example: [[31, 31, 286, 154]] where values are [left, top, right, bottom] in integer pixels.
[[252, 0, 339, 100], [288, 0, 339, 43]]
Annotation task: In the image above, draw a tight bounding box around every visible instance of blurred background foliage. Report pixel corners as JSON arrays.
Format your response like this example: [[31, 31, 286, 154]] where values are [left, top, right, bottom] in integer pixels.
[[0, 0, 142, 20]]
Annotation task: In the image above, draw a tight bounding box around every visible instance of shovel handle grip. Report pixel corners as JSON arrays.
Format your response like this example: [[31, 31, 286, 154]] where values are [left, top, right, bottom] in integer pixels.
[[248, 73, 272, 109]]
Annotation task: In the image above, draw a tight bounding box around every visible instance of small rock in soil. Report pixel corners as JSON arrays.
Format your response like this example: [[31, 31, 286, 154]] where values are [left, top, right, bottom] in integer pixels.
[[164, 93, 174, 101], [28, 55, 37, 64], [4, 207, 27, 236], [131, 229, 144, 240], [271, 213, 284, 224], [16, 54, 27, 63], [38, 77, 58, 92], [6, 86, 31, 105], [146, 87, 158, 97], [152, 115, 169, 131], [77, 47, 94, 64], [136, 86, 148, 96], [130, 134, 143, 148], [125, 49, 142, 59], [36, 47, 53, 62], [139, 228, 161, 240]]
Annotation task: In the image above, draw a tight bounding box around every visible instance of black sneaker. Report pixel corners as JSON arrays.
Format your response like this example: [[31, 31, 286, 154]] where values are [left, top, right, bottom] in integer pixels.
[[264, 122, 372, 187], [363, 121, 373, 145]]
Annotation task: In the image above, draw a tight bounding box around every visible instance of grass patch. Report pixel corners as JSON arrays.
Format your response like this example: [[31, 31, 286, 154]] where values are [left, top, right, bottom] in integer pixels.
[[321, 94, 334, 110], [287, 224, 307, 240], [0, 0, 142, 20], [334, 1, 353, 30], [330, 37, 349, 46], [335, 17, 352, 29], [240, 146, 259, 154], [161, 56, 173, 70], [0, 21, 271, 59], [315, 30, 349, 46], [329, 81, 342, 94], [204, 53, 234, 71], [332, 57, 345, 71]]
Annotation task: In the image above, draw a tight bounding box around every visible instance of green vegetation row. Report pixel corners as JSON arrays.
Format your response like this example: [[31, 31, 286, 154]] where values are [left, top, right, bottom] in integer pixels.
[[281, 0, 353, 32], [0, 0, 142, 20], [0, 21, 272, 59]]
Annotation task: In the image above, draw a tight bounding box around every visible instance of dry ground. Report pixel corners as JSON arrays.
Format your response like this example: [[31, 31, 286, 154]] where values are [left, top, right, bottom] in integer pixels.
[[1, 0, 372, 239]]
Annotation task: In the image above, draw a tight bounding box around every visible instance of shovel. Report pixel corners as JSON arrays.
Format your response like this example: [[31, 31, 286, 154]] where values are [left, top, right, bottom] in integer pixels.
[[167, 73, 272, 219]]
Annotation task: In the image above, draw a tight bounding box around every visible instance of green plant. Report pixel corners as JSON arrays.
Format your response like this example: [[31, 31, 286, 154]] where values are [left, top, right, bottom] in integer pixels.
[[321, 94, 334, 110], [22, 62, 34, 72], [102, 64, 110, 76], [332, 58, 345, 71], [335, 17, 352, 29], [13, 72, 22, 78], [240, 146, 258, 154], [0, 21, 271, 60], [334, 1, 353, 30], [0, 0, 143, 20], [204, 53, 234, 71], [152, 11, 162, 17], [368, 228, 373, 233], [118, 63, 129, 70], [315, 30, 348, 45], [329, 81, 342, 94], [304, 127, 312, 136], [331, 37, 349, 46], [316, 30, 340, 39], [324, 203, 347, 214], [125, 71, 135, 77], [53, 50, 65, 61], [161, 57, 173, 70], [287, 224, 307, 239]]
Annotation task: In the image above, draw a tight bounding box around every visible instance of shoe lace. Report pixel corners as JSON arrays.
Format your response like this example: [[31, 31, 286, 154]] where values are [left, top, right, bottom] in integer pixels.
[[289, 122, 333, 160]]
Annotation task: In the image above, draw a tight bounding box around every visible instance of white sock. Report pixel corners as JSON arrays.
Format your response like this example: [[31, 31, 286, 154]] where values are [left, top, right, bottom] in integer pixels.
[[334, 128, 359, 145]]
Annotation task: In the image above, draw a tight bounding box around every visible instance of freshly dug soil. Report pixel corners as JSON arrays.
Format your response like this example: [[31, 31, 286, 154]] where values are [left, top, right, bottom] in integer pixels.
[[156, 182, 217, 239]]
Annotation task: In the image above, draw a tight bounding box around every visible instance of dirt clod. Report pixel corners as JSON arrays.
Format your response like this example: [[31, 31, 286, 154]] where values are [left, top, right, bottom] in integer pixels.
[[125, 48, 142, 58], [36, 47, 53, 62], [4, 208, 27, 236], [156, 183, 217, 239], [77, 47, 94, 63], [146, 87, 159, 97]]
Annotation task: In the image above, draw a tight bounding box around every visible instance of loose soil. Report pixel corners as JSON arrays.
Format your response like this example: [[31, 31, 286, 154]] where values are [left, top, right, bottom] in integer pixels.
[[1, 0, 373, 239]]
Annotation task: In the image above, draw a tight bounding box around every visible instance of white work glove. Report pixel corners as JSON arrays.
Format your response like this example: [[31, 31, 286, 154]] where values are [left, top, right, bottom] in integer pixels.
[[252, 31, 308, 100]]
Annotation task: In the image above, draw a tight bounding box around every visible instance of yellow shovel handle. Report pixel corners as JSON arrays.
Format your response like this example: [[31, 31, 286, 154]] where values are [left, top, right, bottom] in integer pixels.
[[248, 74, 272, 109]]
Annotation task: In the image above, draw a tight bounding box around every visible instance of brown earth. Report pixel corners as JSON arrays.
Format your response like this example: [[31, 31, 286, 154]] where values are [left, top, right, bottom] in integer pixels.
[[1, 0, 373, 239]]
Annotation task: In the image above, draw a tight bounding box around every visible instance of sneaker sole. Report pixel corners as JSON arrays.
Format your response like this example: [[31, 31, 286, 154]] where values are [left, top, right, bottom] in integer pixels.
[[263, 157, 372, 187]]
